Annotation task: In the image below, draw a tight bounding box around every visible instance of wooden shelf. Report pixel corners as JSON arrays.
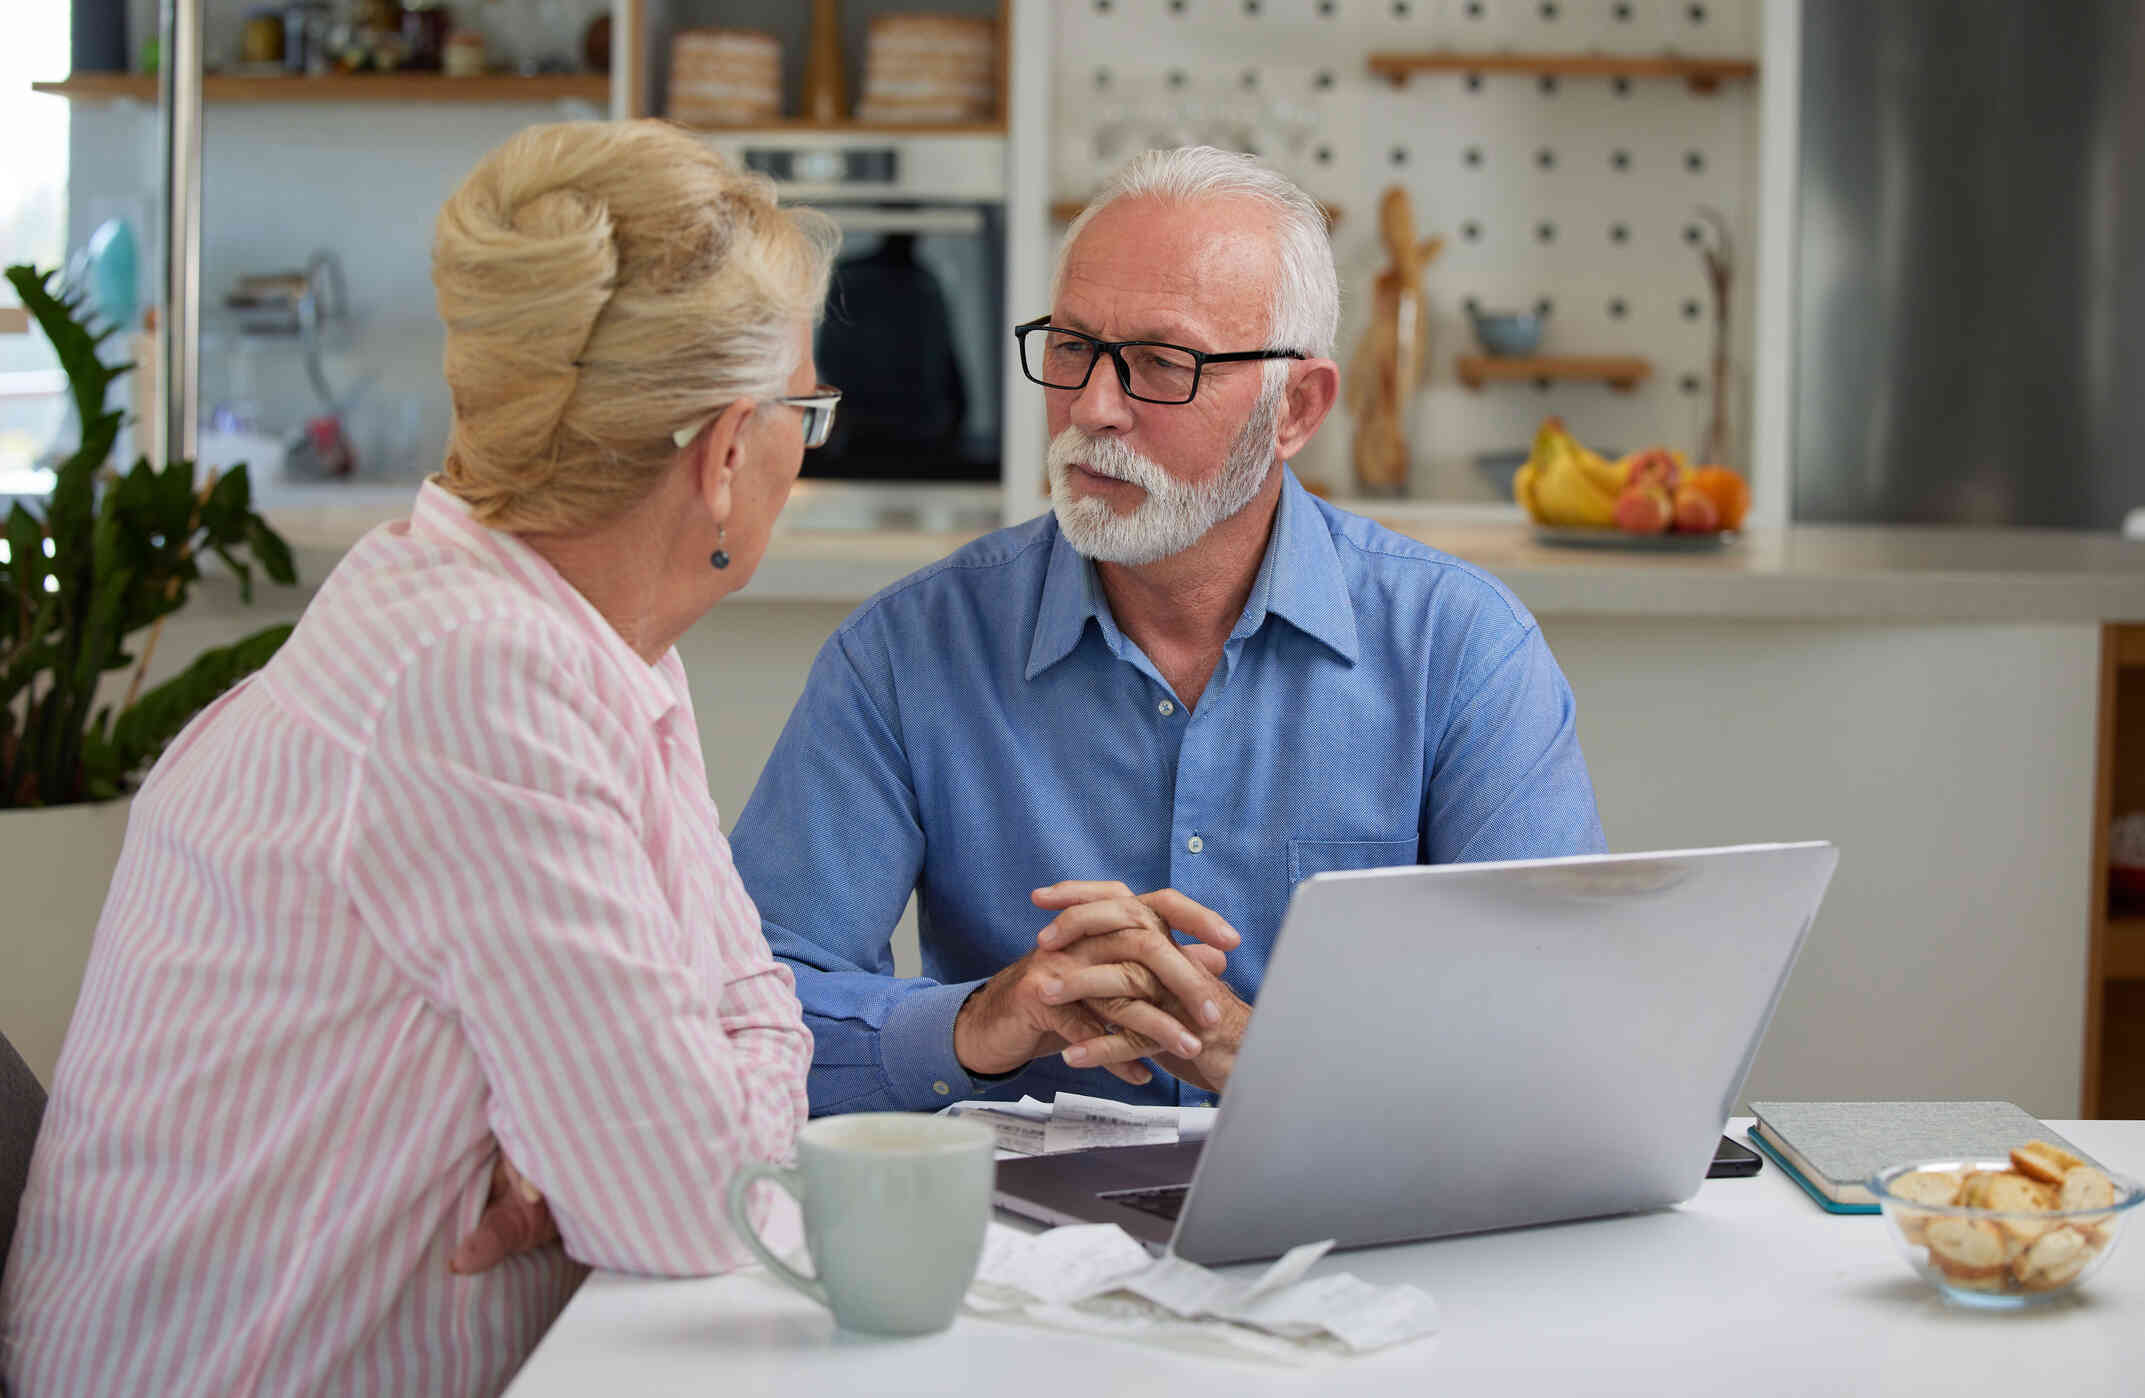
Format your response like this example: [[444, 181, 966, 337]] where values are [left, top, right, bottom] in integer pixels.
[[1368, 51, 1759, 93], [32, 71, 609, 104], [683, 118, 1004, 136], [1049, 198, 1342, 226], [2108, 916, 2145, 981], [1454, 355, 1652, 391]]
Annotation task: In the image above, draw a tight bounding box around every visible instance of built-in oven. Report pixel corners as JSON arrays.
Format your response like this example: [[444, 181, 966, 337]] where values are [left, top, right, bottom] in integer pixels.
[[699, 131, 1008, 530]]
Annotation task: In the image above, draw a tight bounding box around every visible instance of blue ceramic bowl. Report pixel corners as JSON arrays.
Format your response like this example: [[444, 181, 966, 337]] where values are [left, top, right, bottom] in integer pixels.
[[1469, 306, 1547, 357]]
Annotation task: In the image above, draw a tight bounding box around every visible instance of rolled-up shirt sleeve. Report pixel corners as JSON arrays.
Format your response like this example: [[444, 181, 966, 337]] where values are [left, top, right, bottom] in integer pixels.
[[339, 614, 811, 1276]]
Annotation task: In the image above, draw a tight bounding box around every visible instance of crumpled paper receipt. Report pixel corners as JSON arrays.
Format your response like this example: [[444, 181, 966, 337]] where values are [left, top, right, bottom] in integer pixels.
[[963, 1222, 1439, 1365], [945, 1092, 1217, 1155]]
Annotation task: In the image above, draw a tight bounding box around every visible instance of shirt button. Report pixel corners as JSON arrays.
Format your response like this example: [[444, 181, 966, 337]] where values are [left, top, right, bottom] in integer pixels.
[[1186, 835, 1204, 854], [932, 1080, 951, 1096], [1157, 699, 1175, 716]]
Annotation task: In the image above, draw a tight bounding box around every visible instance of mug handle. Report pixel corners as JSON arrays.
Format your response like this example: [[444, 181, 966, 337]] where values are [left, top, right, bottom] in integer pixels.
[[726, 1161, 828, 1309]]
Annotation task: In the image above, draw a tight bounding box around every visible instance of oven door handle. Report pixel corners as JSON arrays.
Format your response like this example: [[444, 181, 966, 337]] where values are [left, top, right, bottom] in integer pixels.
[[826, 207, 987, 237]]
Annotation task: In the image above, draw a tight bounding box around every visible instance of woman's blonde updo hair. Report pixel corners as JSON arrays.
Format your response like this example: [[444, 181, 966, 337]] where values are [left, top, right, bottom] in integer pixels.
[[432, 120, 837, 532]]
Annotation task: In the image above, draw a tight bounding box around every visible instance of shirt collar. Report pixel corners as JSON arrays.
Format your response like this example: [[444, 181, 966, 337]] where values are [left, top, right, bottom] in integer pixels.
[[410, 478, 687, 726], [1234, 468, 1360, 665], [1025, 521, 1102, 681], [1023, 466, 1360, 682]]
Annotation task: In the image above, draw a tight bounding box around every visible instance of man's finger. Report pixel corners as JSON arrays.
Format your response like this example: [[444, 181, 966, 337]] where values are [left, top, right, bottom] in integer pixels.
[[1139, 888, 1240, 950], [1182, 943, 1227, 977], [1039, 960, 1166, 1008], [1034, 895, 1161, 950], [1029, 880, 1135, 911], [1048, 925, 1226, 1030], [1062, 1026, 1163, 1069], [1048, 1004, 1152, 1085], [1061, 999, 1195, 1066], [1098, 996, 1203, 1059]]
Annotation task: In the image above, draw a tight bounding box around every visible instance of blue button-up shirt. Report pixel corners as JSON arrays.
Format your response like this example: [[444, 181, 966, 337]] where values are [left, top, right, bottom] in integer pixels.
[[731, 469, 1605, 1115]]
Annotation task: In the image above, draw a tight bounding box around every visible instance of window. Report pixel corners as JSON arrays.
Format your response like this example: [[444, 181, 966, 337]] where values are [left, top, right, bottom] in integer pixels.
[[0, 5, 73, 493]]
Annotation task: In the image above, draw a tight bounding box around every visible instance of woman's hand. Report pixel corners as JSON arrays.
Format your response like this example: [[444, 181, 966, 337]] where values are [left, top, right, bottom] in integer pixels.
[[449, 1153, 559, 1274]]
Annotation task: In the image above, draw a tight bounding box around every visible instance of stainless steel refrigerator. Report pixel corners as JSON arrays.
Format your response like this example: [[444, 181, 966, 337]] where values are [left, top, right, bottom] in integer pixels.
[[1794, 0, 2145, 528]]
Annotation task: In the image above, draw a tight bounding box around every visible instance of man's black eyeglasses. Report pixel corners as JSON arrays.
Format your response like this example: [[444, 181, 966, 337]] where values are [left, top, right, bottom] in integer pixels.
[[1013, 316, 1305, 406]]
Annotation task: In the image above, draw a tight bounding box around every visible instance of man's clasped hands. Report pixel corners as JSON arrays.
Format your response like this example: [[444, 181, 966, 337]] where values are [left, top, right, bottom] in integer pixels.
[[952, 880, 1250, 1094]]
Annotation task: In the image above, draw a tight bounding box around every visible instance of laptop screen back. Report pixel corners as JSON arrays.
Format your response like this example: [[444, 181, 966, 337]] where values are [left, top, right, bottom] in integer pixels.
[[1164, 842, 1838, 1264]]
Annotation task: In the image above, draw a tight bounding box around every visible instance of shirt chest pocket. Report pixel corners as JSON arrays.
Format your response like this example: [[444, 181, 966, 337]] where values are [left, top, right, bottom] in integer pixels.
[[1286, 837, 1419, 886]]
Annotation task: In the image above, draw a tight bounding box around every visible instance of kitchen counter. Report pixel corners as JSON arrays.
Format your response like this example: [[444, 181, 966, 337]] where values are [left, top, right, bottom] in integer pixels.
[[744, 520, 2145, 620], [261, 483, 2145, 622], [1368, 521, 2145, 623]]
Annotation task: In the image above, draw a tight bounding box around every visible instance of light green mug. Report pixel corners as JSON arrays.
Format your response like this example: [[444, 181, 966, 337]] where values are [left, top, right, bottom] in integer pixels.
[[726, 1112, 996, 1335]]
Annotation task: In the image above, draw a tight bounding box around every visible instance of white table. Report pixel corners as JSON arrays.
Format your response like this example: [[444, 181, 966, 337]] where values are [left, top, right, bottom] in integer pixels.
[[506, 1119, 2145, 1396]]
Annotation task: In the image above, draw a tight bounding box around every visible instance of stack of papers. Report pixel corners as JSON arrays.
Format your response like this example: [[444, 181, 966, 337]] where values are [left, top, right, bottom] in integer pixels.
[[947, 1092, 1218, 1155], [965, 1222, 1440, 1364]]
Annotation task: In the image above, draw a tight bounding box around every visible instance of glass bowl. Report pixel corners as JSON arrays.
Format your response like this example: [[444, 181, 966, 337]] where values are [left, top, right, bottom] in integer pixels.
[[1868, 1158, 2143, 1308]]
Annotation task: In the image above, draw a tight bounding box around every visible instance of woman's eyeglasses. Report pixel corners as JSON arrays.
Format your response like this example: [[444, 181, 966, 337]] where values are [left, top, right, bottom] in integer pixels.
[[672, 386, 843, 451]]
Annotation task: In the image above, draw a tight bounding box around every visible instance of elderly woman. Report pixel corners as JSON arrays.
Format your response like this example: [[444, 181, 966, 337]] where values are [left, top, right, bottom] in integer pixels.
[[1, 121, 837, 1395]]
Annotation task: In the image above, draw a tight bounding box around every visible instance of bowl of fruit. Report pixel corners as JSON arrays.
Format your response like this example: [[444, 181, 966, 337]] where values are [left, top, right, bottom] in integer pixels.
[[1511, 417, 1750, 549]]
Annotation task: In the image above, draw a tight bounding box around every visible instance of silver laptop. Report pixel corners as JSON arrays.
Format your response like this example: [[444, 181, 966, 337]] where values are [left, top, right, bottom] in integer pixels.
[[994, 842, 1838, 1265]]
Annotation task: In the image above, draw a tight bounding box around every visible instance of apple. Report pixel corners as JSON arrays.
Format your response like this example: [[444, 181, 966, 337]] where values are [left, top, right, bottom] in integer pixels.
[[1624, 447, 1682, 492], [1672, 484, 1721, 533], [1615, 483, 1674, 534]]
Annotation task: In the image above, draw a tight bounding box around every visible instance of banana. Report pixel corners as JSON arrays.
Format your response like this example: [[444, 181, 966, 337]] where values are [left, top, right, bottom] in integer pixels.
[[1538, 463, 1618, 527], [1515, 417, 1624, 527], [1513, 461, 1541, 519], [1573, 441, 1625, 498]]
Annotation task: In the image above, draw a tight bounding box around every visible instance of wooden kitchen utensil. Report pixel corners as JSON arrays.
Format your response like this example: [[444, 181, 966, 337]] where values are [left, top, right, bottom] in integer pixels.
[[1693, 205, 1735, 468], [1346, 186, 1443, 496]]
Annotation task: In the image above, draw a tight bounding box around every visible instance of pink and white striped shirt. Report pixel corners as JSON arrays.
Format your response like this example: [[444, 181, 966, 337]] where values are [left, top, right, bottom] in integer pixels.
[[1, 480, 812, 1397]]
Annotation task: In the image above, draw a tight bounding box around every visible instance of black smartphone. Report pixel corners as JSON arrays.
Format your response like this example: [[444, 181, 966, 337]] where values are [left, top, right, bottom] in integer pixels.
[[1709, 1134, 1763, 1178]]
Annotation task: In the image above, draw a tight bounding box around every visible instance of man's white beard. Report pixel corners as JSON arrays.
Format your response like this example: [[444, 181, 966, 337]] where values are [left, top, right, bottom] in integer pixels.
[[1047, 383, 1284, 566]]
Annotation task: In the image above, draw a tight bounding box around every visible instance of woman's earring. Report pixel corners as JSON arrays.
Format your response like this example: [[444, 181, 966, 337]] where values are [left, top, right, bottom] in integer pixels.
[[710, 524, 731, 571]]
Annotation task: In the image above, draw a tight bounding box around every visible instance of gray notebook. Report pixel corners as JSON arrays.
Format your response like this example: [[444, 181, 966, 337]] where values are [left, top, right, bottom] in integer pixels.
[[1748, 1100, 2091, 1208]]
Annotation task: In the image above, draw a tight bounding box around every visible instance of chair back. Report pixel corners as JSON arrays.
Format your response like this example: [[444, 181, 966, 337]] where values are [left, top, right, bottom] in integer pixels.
[[0, 1027, 46, 1293]]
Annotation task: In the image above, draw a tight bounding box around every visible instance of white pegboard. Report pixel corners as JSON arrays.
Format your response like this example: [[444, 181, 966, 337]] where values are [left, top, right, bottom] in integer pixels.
[[1049, 0, 1762, 502]]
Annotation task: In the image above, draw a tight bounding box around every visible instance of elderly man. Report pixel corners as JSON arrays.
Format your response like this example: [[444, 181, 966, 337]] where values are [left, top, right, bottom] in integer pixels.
[[731, 147, 1606, 1114]]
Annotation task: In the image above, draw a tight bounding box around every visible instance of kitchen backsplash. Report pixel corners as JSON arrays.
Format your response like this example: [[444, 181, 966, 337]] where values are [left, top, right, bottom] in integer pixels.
[[74, 0, 1760, 502], [1051, 0, 1760, 500]]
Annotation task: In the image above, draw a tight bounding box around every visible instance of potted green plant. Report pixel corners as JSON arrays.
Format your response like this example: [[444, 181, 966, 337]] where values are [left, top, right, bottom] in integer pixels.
[[2, 262, 297, 1081]]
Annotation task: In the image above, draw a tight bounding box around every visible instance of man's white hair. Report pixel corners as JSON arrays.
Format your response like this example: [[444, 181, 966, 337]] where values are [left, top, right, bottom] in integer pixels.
[[1052, 146, 1340, 370]]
